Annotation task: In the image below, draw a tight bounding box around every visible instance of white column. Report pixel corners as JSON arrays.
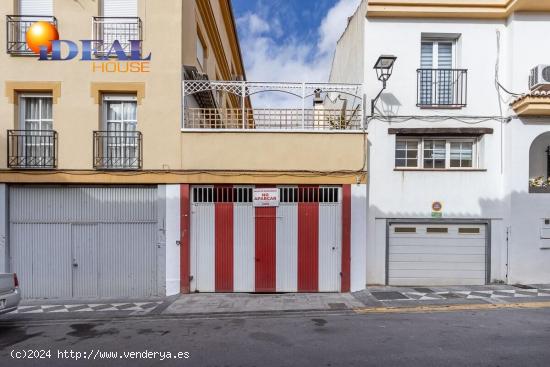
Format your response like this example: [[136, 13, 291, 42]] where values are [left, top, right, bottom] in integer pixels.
[[350, 184, 367, 292], [164, 184, 181, 295]]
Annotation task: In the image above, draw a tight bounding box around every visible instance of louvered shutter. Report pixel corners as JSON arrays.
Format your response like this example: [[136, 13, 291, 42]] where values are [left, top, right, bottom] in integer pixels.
[[19, 0, 53, 15], [102, 0, 138, 17]]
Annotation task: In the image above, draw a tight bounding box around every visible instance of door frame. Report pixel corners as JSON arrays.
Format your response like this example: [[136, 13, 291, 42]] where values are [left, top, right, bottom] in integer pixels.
[[385, 218, 491, 285]]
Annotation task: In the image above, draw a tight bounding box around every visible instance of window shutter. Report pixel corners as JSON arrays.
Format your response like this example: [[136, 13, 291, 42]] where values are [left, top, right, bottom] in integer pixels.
[[420, 42, 433, 68], [437, 42, 453, 69], [19, 0, 53, 15], [102, 0, 138, 17]]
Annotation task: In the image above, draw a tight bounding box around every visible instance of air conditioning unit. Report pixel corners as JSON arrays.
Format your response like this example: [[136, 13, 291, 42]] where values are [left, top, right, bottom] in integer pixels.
[[529, 65, 550, 91]]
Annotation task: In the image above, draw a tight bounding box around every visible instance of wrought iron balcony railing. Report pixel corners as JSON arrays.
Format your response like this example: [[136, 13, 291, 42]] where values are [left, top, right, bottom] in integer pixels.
[[93, 131, 142, 170], [417, 69, 467, 108], [183, 80, 364, 131], [184, 108, 362, 130], [92, 17, 142, 54], [7, 130, 57, 168], [6, 15, 57, 55]]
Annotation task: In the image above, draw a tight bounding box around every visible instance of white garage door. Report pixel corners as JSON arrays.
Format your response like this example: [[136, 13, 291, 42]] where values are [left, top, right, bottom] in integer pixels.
[[388, 223, 487, 286], [10, 186, 159, 299]]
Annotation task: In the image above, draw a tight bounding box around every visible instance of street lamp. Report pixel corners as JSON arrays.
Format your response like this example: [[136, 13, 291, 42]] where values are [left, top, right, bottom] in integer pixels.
[[371, 55, 397, 115]]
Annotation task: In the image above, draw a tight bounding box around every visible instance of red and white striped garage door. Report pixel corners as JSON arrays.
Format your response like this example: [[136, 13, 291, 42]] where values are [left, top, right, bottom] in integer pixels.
[[190, 185, 346, 293]]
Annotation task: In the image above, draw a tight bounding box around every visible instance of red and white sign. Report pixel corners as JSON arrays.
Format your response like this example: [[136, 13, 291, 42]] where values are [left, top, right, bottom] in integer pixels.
[[253, 188, 279, 207]]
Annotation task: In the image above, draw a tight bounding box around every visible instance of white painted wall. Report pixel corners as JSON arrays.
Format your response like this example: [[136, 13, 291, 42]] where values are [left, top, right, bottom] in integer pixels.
[[164, 184, 181, 295], [331, 9, 550, 286], [351, 184, 367, 291], [329, 0, 366, 85]]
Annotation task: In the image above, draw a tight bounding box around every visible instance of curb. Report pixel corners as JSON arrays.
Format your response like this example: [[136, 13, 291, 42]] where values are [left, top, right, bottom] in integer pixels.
[[353, 301, 550, 314]]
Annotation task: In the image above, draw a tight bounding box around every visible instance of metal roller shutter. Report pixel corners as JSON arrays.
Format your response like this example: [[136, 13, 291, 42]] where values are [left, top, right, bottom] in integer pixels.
[[388, 223, 487, 286], [19, 0, 53, 15], [102, 0, 138, 17], [190, 185, 342, 293], [9, 186, 159, 299]]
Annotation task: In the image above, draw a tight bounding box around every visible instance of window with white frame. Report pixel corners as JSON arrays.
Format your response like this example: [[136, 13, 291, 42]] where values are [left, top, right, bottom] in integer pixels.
[[18, 93, 55, 166], [102, 94, 138, 168], [395, 139, 419, 168], [419, 37, 457, 106], [19, 94, 53, 131], [395, 137, 478, 169]]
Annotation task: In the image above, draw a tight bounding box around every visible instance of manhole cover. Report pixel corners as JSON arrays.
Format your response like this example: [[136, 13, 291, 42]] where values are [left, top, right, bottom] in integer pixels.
[[371, 291, 408, 300]]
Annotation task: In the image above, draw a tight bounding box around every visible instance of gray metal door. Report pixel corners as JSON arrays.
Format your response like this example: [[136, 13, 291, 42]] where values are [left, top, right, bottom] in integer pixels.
[[10, 186, 159, 299], [388, 223, 487, 286], [72, 224, 98, 298]]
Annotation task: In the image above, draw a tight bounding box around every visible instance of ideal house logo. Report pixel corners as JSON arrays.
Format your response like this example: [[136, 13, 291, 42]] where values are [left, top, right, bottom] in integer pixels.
[[26, 21, 150, 73]]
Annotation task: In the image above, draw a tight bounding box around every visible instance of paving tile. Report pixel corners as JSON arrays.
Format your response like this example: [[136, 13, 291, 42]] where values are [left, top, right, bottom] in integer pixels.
[[371, 291, 409, 301]]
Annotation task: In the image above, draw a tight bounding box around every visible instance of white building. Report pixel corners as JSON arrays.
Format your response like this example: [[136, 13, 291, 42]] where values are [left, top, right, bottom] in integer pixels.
[[330, 0, 550, 286]]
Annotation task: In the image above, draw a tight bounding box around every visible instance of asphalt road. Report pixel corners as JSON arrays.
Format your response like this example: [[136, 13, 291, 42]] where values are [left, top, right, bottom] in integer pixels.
[[1, 308, 550, 367]]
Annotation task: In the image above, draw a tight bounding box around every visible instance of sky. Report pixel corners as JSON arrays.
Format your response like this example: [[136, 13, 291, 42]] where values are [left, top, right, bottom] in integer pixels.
[[232, 0, 361, 84]]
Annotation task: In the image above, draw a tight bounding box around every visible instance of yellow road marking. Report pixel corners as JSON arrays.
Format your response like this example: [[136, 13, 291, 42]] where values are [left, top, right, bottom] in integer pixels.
[[353, 301, 550, 314]]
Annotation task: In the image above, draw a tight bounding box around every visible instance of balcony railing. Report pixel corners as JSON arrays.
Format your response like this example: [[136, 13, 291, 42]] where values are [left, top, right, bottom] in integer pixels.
[[6, 15, 57, 55], [184, 108, 362, 130], [417, 69, 467, 108], [183, 80, 364, 131], [92, 17, 142, 54], [7, 130, 57, 168], [93, 131, 142, 170]]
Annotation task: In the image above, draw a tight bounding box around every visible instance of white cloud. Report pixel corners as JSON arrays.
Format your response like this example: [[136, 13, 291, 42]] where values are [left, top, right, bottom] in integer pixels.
[[238, 12, 271, 35], [238, 0, 361, 107], [318, 0, 361, 55]]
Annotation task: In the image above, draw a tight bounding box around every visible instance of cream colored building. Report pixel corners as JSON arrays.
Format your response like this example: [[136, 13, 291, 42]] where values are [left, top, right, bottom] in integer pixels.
[[0, 0, 368, 299]]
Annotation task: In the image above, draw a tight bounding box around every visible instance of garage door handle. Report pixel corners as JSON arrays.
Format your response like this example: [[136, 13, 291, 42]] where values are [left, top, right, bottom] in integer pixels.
[[72, 260, 78, 267]]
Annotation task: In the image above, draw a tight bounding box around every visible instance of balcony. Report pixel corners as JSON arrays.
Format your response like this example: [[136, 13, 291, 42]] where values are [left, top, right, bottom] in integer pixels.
[[183, 81, 364, 131], [92, 17, 142, 54], [184, 108, 361, 130], [7, 130, 57, 169], [6, 15, 57, 55], [93, 131, 142, 170], [417, 69, 467, 108]]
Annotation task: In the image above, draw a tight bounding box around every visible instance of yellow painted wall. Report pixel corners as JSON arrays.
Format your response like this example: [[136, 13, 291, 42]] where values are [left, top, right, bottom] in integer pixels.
[[0, 0, 367, 183], [0, 0, 183, 170], [181, 132, 367, 172]]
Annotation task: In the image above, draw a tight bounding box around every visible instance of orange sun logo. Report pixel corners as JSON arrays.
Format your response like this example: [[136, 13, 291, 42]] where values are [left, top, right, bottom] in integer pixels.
[[26, 21, 59, 54]]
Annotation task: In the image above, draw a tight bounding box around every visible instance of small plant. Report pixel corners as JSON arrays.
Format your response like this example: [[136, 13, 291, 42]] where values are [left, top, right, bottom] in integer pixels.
[[529, 176, 550, 188]]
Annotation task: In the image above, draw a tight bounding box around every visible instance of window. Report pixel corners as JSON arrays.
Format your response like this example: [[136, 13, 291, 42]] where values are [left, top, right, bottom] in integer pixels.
[[20, 94, 53, 131], [16, 94, 55, 167], [423, 139, 446, 168], [19, 0, 53, 15], [197, 33, 207, 70], [418, 36, 466, 107], [102, 0, 138, 17], [395, 137, 478, 169], [450, 141, 473, 168], [96, 0, 140, 54], [101, 95, 139, 168], [395, 139, 418, 168]]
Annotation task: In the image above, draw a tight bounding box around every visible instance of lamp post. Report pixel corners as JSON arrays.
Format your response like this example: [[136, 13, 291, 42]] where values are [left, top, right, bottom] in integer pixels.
[[371, 55, 397, 116]]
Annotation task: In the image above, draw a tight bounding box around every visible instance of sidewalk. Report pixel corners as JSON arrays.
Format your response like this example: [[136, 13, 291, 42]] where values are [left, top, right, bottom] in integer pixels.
[[163, 292, 364, 315], [4, 284, 550, 320]]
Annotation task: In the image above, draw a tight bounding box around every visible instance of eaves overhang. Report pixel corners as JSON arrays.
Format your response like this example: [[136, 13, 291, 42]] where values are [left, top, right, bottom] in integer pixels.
[[511, 91, 550, 117], [367, 0, 550, 20]]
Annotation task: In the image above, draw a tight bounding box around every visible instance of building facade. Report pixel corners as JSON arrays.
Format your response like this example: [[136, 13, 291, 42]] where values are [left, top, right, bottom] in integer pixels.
[[331, 0, 550, 286], [1, 0, 368, 299]]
